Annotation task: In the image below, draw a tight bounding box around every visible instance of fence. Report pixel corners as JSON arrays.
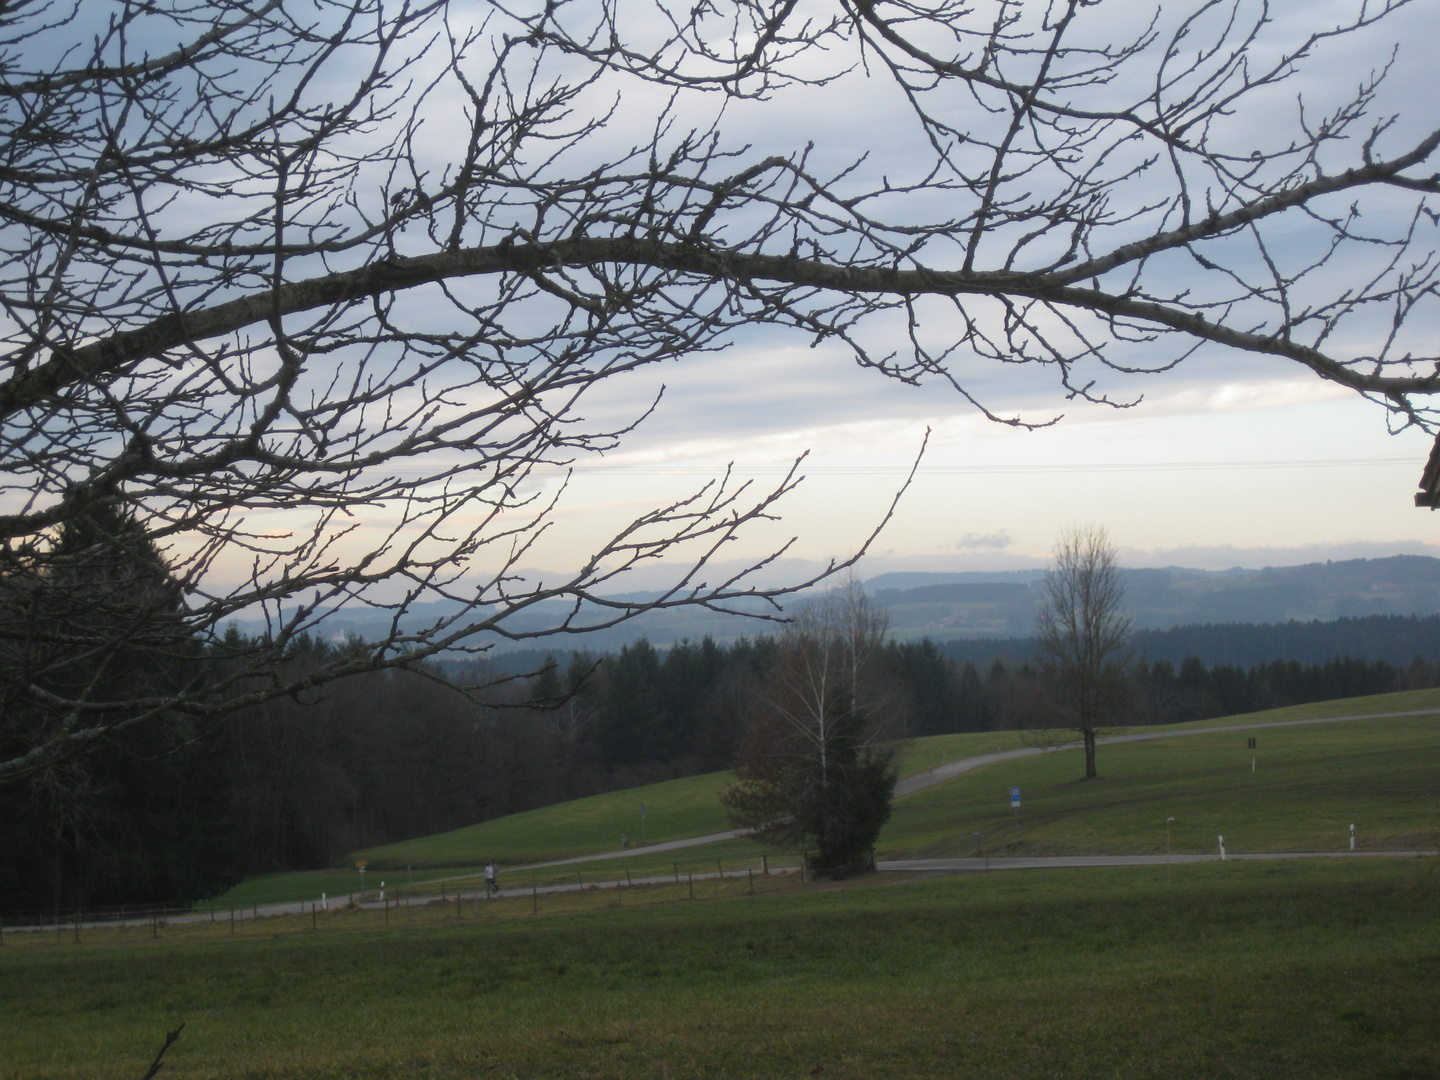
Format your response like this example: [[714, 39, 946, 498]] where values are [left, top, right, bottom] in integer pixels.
[[0, 854, 811, 946]]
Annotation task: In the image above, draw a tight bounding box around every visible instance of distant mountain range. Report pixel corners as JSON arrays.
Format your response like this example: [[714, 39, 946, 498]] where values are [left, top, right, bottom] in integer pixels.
[[871, 555, 1440, 642], [230, 555, 1440, 659]]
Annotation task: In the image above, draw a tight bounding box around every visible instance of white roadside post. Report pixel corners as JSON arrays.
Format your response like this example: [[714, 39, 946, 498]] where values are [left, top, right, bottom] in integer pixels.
[[1166, 817, 1175, 885], [1350, 824, 1356, 852], [1218, 835, 1226, 861]]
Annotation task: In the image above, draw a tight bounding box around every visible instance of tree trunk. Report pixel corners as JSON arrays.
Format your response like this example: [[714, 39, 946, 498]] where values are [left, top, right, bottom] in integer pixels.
[[1083, 728, 1097, 780]]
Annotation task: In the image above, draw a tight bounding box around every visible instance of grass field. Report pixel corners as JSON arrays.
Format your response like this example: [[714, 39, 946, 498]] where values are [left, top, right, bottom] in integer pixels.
[[211, 688, 1440, 908], [5, 857, 1439, 1079], [881, 695, 1440, 860]]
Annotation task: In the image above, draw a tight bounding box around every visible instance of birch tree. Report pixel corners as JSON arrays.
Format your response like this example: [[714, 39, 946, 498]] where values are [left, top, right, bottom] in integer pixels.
[[722, 583, 900, 877]]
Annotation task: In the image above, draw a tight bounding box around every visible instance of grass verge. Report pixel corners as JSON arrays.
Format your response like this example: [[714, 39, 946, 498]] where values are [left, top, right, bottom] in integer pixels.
[[4, 857, 1439, 1079]]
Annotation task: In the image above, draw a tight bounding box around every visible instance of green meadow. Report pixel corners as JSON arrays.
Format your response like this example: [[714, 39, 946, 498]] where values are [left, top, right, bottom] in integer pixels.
[[4, 858, 1438, 1079], [213, 688, 1440, 908], [882, 692, 1440, 860], [7, 690, 1440, 1079]]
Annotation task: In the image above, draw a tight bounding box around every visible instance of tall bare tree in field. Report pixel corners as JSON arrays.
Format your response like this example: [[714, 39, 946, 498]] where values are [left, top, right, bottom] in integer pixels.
[[2, 0, 1436, 784], [1036, 526, 1132, 780]]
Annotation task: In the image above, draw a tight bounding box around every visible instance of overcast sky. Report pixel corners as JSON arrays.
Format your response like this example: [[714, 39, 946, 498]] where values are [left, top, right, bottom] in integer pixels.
[[173, 0, 1440, 598], [482, 0, 1440, 589]]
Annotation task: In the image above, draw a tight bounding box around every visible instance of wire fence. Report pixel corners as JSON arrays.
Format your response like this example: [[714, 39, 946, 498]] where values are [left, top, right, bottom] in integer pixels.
[[0, 854, 814, 946]]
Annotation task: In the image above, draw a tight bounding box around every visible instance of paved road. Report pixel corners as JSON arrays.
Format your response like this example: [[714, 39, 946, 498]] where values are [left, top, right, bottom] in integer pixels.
[[524, 704, 1440, 866], [881, 850, 1436, 874], [894, 706, 1440, 796], [26, 705, 1437, 933]]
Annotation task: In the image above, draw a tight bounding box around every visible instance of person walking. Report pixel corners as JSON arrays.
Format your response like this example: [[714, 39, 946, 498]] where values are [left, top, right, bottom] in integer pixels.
[[484, 859, 499, 898]]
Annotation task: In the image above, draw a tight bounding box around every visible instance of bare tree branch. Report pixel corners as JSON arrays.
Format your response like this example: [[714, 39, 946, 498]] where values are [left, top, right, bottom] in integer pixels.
[[2, 0, 1434, 785]]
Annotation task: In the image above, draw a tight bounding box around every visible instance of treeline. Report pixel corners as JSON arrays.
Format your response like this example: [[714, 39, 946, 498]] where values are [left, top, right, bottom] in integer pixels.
[[938, 614, 1440, 670], [977, 653, 1439, 730], [6, 631, 1440, 914], [0, 635, 951, 913]]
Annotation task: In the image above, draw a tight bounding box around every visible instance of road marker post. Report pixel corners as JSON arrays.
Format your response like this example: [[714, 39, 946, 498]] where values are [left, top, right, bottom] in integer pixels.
[[1166, 817, 1175, 884]]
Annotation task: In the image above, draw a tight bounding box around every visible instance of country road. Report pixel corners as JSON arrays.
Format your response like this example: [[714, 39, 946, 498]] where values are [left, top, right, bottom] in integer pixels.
[[21, 704, 1438, 933], [519, 703, 1440, 871]]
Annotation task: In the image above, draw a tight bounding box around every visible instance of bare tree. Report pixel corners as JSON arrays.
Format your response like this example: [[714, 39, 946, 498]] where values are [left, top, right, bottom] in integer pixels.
[[722, 581, 900, 877], [1035, 525, 1132, 780], [3, 0, 1436, 783]]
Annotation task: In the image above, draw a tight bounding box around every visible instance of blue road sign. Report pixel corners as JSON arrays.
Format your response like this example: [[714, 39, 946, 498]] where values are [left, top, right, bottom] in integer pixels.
[[1010, 787, 1021, 808]]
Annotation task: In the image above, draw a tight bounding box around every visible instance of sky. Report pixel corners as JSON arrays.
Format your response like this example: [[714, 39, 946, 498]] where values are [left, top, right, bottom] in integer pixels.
[[517, 342, 1440, 589], [484, 0, 1440, 590], [114, 0, 1438, 600]]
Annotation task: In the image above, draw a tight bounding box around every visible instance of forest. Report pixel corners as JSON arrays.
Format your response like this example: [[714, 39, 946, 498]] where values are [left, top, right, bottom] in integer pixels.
[[4, 617, 1440, 915]]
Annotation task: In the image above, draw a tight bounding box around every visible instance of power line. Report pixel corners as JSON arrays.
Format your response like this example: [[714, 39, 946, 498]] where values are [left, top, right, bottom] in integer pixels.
[[558, 457, 1416, 477]]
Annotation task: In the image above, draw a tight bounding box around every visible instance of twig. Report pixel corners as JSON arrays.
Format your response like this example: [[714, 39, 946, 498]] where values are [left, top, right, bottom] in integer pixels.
[[140, 1023, 184, 1080]]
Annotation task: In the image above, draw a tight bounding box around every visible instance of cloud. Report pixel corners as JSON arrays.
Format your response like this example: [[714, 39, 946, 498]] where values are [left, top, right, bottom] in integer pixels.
[[957, 531, 1012, 550]]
